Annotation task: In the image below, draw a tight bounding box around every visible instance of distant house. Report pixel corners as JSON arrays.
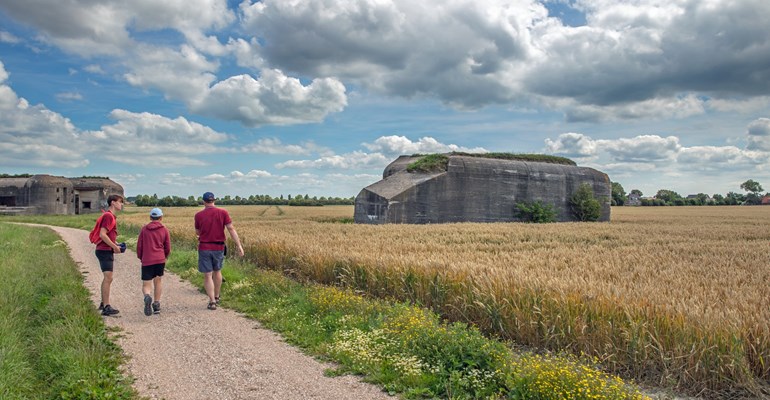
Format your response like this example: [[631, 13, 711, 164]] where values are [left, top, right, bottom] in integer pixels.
[[626, 193, 642, 206], [762, 195, 770, 205]]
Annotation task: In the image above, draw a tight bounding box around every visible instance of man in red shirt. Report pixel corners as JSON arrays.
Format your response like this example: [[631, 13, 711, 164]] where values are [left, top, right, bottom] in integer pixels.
[[194, 192, 244, 310], [95, 194, 124, 316]]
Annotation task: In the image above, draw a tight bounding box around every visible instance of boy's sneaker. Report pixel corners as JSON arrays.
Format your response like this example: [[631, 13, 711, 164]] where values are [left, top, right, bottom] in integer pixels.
[[101, 305, 119, 316], [143, 294, 153, 316], [207, 301, 217, 310], [152, 301, 161, 315], [98, 302, 104, 311]]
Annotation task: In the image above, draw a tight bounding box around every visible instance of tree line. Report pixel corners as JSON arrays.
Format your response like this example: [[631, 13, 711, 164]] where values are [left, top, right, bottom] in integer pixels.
[[611, 179, 768, 206], [131, 194, 355, 207]]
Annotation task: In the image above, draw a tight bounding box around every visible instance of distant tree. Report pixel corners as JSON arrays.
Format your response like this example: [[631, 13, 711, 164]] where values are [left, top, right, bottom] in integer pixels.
[[740, 179, 764, 205], [610, 182, 626, 206], [630, 189, 643, 197], [724, 191, 744, 205], [740, 179, 763, 194], [570, 183, 602, 221], [695, 193, 711, 205], [655, 189, 681, 205]]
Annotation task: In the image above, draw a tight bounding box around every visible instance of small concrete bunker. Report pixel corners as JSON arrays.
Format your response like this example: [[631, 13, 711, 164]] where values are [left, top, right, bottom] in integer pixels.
[[354, 154, 611, 224], [0, 175, 124, 215]]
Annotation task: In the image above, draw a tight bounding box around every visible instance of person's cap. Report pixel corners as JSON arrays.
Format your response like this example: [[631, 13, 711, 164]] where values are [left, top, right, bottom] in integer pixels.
[[202, 192, 215, 202], [150, 208, 163, 218]]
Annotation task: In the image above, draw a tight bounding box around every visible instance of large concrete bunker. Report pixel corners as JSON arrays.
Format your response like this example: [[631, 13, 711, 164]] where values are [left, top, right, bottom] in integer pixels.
[[354, 154, 611, 224], [0, 175, 124, 215]]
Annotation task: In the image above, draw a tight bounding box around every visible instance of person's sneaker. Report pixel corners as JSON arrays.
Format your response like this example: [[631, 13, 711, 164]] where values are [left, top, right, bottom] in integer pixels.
[[98, 302, 104, 311], [152, 301, 160, 315], [143, 294, 153, 316], [101, 305, 119, 316], [207, 301, 217, 310], [214, 296, 220, 305]]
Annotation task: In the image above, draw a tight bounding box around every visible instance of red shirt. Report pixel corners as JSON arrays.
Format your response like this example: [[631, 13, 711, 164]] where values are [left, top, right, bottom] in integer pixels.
[[194, 206, 232, 251], [136, 221, 171, 266], [95, 211, 117, 251]]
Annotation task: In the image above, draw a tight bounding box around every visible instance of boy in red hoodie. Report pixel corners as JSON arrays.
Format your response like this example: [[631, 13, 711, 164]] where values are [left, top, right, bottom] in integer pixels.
[[136, 208, 171, 316]]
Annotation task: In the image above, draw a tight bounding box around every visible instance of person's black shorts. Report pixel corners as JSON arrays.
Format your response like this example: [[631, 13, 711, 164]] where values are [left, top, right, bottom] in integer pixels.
[[141, 263, 165, 281], [95, 250, 114, 272]]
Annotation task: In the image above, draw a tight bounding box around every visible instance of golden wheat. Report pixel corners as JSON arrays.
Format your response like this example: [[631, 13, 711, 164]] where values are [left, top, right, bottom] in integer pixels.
[[121, 205, 770, 395]]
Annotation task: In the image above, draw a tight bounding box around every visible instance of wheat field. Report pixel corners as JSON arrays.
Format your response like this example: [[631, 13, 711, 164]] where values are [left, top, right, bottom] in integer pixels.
[[121, 205, 770, 396]]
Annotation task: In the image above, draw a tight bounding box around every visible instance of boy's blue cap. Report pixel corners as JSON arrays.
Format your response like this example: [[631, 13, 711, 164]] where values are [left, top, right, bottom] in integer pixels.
[[202, 192, 215, 202], [150, 208, 163, 218]]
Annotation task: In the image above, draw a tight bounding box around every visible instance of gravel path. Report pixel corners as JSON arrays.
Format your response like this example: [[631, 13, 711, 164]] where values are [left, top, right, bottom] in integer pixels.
[[44, 225, 392, 400]]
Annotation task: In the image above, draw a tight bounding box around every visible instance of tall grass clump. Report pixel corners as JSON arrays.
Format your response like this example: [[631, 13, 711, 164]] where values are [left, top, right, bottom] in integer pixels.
[[0, 223, 136, 399]]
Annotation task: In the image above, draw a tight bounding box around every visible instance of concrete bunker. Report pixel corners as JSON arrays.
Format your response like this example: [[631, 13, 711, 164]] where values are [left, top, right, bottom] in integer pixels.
[[354, 154, 611, 224], [0, 175, 124, 215]]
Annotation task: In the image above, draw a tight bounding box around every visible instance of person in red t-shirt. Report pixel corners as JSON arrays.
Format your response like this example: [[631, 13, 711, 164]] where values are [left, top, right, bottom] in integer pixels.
[[137, 208, 171, 316], [94, 194, 124, 316], [194, 192, 244, 310]]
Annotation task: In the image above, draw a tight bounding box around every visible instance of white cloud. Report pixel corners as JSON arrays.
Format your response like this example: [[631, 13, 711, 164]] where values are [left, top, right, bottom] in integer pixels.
[[362, 135, 488, 155], [0, 62, 88, 168], [237, 0, 770, 116], [84, 64, 106, 75], [276, 151, 390, 170], [237, 138, 319, 155], [230, 170, 272, 180], [600, 135, 681, 162], [55, 92, 83, 102], [82, 109, 228, 167], [191, 69, 347, 127], [746, 118, 770, 151], [544, 132, 597, 158], [124, 44, 218, 104], [0, 31, 21, 44]]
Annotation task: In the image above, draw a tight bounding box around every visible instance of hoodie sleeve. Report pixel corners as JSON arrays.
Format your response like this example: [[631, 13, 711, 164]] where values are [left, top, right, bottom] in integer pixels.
[[136, 229, 143, 260], [164, 227, 171, 259]]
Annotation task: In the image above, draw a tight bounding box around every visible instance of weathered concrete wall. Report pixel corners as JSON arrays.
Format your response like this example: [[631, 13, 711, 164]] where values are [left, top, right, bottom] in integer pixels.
[[70, 178, 124, 213], [0, 175, 124, 215], [26, 175, 75, 215], [355, 155, 611, 224]]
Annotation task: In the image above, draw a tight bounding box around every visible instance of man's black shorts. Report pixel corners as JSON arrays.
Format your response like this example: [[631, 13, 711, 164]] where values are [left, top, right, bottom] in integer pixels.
[[95, 250, 114, 272], [141, 263, 165, 281]]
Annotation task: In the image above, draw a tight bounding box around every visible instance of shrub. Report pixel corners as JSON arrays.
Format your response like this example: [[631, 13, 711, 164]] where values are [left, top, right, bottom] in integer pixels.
[[570, 183, 602, 221], [515, 201, 557, 223]]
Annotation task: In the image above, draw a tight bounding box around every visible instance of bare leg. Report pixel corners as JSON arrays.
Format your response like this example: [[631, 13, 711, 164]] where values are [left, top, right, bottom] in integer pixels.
[[153, 276, 162, 302], [142, 280, 153, 296], [213, 270, 222, 299], [101, 271, 113, 305], [203, 272, 215, 302]]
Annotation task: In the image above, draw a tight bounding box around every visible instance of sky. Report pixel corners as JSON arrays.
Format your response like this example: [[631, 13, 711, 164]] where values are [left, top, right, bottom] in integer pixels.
[[1, 0, 769, 199]]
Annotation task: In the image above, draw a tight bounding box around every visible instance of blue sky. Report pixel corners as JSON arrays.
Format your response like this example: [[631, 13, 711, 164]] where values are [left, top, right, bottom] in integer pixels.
[[1, 0, 769, 198]]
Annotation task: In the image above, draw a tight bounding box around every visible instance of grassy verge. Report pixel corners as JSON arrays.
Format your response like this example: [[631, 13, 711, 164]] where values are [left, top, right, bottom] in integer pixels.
[[0, 223, 137, 399], [163, 244, 647, 399]]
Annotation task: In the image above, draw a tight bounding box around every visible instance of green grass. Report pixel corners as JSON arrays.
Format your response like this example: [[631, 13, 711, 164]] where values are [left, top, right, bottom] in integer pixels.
[[0, 223, 137, 400]]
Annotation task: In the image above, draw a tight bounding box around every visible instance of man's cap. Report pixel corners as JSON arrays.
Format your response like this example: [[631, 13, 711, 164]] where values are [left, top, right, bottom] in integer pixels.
[[150, 208, 163, 218], [202, 192, 215, 202]]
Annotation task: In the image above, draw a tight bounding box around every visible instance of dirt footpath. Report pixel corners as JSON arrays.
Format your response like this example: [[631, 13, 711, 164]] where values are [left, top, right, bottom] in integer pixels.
[[46, 225, 391, 400]]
